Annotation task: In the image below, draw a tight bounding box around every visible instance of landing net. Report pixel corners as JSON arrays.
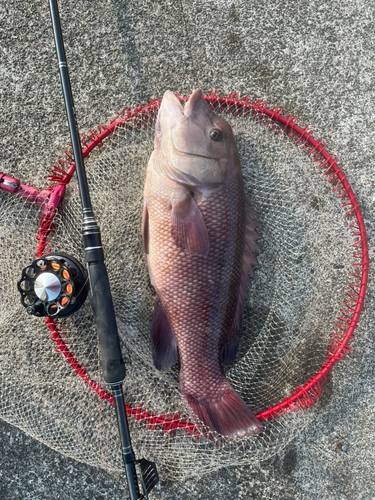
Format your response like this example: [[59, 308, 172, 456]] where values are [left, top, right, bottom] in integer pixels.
[[0, 93, 368, 482]]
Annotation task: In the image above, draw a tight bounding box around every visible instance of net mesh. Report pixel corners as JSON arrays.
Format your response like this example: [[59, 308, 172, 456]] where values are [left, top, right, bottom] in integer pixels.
[[0, 94, 368, 483]]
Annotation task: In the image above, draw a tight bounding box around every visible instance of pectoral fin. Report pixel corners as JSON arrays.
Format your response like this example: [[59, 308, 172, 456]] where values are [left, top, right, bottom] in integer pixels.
[[151, 296, 178, 371], [170, 191, 209, 255]]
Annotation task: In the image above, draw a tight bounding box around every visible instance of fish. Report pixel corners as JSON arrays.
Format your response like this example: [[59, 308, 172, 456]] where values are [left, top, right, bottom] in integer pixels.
[[142, 89, 263, 440]]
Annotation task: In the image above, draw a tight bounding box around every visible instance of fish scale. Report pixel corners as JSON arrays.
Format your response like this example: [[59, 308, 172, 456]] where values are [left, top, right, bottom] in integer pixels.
[[148, 183, 236, 380]]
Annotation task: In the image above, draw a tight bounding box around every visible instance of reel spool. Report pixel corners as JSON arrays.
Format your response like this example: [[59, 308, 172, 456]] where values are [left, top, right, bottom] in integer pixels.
[[18, 253, 88, 318]]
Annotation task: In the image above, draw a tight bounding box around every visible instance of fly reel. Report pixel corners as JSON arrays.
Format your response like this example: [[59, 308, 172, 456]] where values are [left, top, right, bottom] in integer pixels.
[[18, 253, 88, 318]]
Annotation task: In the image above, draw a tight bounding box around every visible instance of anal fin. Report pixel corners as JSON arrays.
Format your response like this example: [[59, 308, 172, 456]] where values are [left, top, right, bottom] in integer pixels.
[[151, 296, 178, 371]]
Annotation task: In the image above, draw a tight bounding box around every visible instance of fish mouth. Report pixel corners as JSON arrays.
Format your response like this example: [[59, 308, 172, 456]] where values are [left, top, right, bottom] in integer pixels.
[[178, 150, 218, 161]]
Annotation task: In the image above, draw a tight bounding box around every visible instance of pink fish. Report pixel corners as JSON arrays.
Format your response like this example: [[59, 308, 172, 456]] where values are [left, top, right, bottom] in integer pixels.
[[142, 89, 263, 440]]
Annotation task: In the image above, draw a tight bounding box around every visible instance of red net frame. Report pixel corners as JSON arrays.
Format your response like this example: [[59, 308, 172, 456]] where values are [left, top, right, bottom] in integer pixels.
[[4, 92, 368, 438]]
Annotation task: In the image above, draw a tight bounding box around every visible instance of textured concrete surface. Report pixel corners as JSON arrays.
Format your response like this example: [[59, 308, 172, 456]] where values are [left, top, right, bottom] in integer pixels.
[[1, 0, 374, 498]]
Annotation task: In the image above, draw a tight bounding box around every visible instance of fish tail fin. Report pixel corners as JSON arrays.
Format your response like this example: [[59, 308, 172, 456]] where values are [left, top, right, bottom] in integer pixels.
[[184, 383, 263, 441]]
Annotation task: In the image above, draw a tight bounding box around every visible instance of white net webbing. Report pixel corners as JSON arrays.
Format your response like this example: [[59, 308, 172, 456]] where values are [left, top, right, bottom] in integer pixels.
[[0, 97, 364, 482]]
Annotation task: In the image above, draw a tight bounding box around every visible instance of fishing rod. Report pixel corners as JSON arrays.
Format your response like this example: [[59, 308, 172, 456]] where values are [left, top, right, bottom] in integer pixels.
[[46, 1, 156, 498]]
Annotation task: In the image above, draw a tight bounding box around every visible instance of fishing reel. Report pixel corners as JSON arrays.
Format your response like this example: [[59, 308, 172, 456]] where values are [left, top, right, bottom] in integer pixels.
[[18, 253, 88, 318]]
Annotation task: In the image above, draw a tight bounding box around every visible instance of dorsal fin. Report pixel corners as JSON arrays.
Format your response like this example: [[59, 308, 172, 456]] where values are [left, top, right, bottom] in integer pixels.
[[221, 199, 260, 365]]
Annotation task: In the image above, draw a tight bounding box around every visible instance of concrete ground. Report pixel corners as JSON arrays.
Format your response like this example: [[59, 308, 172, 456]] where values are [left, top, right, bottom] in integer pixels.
[[1, 0, 374, 498]]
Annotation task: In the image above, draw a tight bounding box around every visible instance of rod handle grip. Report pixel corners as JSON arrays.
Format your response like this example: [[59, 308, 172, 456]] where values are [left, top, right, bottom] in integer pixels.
[[88, 260, 125, 384]]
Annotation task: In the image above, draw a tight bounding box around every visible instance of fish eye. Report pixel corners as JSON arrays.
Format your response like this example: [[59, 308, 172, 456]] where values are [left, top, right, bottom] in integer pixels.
[[209, 128, 223, 141]]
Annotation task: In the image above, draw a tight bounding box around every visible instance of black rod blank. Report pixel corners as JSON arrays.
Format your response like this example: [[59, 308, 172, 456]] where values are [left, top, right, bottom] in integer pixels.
[[48, 2, 143, 498], [48, 0, 92, 215]]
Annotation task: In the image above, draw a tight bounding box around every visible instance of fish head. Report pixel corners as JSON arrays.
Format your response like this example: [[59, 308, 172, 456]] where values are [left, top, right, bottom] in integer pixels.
[[155, 89, 239, 186]]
